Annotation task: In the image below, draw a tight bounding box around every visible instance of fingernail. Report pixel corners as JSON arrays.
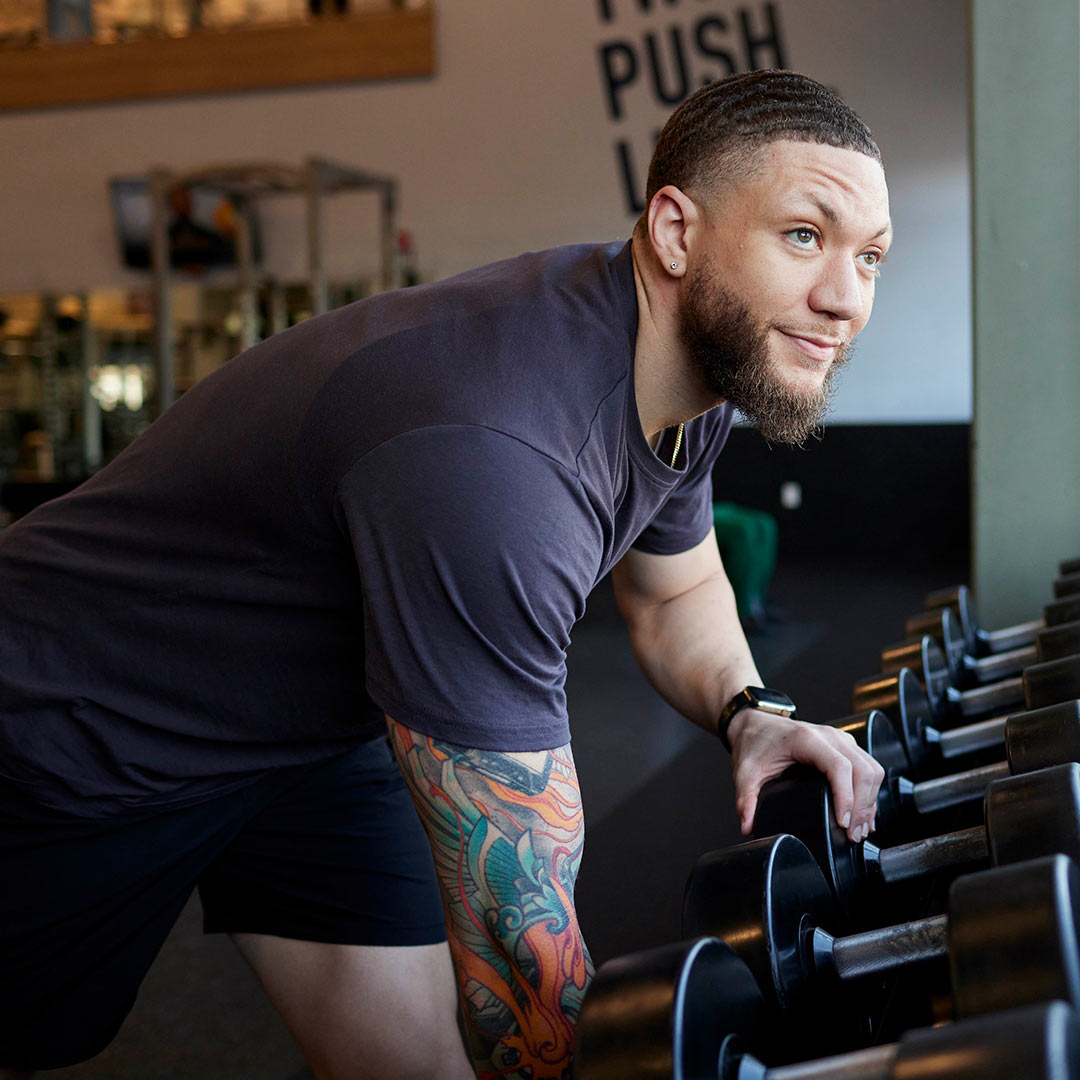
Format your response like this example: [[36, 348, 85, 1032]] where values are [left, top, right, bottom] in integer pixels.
[[841, 811, 851, 829]]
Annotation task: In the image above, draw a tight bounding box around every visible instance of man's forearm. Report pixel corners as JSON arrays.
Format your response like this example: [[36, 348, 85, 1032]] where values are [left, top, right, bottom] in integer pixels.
[[388, 722, 592, 1080], [611, 541, 885, 842], [617, 564, 762, 733]]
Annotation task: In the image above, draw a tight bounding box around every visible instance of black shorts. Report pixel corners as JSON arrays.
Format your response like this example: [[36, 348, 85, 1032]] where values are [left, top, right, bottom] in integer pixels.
[[0, 737, 446, 1071]]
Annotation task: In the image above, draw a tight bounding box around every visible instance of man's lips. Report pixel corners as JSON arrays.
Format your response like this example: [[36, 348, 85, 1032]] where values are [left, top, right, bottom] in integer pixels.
[[775, 328, 843, 362]]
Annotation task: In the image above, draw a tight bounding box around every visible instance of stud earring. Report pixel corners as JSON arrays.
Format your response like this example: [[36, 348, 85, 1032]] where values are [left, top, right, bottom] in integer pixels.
[[670, 262, 678, 270]]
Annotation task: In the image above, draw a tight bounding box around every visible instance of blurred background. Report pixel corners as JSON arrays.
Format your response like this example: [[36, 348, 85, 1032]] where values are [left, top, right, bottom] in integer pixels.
[[0, 0, 970, 508]]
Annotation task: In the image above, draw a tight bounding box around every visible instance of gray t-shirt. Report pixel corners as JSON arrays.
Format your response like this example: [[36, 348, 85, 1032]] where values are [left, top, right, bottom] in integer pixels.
[[0, 241, 733, 815]]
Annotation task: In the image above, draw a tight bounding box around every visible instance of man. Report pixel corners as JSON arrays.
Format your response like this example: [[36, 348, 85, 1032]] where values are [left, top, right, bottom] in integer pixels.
[[0, 69, 888, 1079]]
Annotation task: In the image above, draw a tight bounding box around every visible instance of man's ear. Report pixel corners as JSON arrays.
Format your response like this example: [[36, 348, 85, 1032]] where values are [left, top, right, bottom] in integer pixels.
[[646, 185, 700, 278]]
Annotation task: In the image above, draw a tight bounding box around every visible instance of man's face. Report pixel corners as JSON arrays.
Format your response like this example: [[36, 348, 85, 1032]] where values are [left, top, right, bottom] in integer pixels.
[[678, 139, 891, 444]]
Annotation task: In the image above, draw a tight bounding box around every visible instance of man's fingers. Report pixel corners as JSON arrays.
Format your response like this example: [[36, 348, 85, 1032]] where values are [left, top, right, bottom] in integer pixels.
[[820, 750, 860, 840], [735, 777, 762, 836], [792, 725, 884, 843], [781, 724, 855, 837], [833, 729, 885, 840], [851, 752, 886, 836]]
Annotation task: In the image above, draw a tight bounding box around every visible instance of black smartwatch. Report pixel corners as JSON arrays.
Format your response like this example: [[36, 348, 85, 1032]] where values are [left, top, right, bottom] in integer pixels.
[[717, 686, 797, 752]]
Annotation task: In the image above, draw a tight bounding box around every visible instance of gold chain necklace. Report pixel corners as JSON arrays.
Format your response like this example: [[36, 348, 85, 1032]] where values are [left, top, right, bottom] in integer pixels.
[[670, 423, 684, 468]]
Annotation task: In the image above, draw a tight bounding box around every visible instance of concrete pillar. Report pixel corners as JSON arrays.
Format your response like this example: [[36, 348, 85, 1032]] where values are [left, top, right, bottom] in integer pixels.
[[970, 0, 1080, 623]]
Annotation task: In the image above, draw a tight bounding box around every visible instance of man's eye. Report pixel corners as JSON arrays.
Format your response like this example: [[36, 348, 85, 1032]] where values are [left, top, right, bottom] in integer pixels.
[[789, 228, 817, 246]]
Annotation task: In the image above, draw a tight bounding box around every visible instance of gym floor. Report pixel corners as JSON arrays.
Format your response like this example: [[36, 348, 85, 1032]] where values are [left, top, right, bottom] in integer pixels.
[[41, 552, 966, 1078]]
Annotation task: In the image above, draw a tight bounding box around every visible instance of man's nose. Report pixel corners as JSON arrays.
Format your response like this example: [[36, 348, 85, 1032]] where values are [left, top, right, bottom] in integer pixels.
[[808, 254, 866, 324]]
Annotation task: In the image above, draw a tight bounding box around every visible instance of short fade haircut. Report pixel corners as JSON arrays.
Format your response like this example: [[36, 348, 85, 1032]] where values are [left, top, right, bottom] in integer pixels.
[[642, 69, 881, 214]]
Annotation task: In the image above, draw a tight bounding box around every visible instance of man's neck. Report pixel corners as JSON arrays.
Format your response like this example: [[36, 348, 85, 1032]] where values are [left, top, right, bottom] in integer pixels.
[[629, 234, 715, 443]]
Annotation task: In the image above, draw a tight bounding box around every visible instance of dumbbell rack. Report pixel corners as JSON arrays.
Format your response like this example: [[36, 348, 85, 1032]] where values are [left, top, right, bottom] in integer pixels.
[[576, 555, 1080, 1078]]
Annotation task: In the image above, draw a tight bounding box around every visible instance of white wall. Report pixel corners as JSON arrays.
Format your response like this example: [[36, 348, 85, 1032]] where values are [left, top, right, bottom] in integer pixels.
[[0, 0, 971, 422]]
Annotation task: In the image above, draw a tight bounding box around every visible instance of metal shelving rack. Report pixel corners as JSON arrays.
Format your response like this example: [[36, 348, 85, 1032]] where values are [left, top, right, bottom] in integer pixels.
[[148, 157, 398, 413]]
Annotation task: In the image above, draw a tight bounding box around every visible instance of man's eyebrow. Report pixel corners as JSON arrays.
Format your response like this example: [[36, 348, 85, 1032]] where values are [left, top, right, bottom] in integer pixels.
[[807, 195, 839, 226], [794, 195, 893, 242]]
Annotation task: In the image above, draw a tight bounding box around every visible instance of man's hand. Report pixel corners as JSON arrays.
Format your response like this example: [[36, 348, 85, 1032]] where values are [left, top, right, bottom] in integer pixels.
[[610, 536, 885, 843], [727, 709, 885, 842]]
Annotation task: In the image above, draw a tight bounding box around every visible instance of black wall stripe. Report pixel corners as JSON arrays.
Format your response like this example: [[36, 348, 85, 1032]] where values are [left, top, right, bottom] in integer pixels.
[[710, 424, 970, 560]]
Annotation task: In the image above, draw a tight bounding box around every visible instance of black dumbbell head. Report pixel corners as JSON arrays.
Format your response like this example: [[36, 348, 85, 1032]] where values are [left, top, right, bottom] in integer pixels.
[[1055, 573, 1080, 600], [1048, 595, 1080, 628], [851, 668, 935, 768], [857, 642, 950, 723], [1026, 655, 1080, 711], [923, 584, 979, 654], [1006, 700, 1080, 774], [893, 1001, 1080, 1080], [833, 709, 909, 773], [752, 771, 871, 919], [719, 1001, 1080, 1080], [1039, 622, 1080, 664], [829, 711, 908, 831], [895, 668, 937, 771], [986, 763, 1080, 867], [574, 937, 765, 1080], [921, 636, 954, 714], [887, 609, 967, 688], [683, 834, 837, 1017], [949, 854, 1080, 1018]]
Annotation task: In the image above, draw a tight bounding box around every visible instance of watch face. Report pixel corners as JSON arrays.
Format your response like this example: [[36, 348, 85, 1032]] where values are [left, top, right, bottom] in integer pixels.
[[751, 688, 796, 712]]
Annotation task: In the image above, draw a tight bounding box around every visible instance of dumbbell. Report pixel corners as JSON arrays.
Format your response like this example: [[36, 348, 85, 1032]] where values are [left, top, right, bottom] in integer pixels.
[[853, 639, 1080, 730], [683, 834, 1080, 1044], [714, 1003, 1080, 1080], [839, 681, 1080, 781], [914, 584, 1080, 657], [884, 607, 1080, 690], [574, 936, 1080, 1080], [753, 762, 1080, 923]]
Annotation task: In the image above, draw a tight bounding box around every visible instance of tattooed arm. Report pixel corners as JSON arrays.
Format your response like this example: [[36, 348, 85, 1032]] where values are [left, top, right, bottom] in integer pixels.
[[387, 717, 592, 1080]]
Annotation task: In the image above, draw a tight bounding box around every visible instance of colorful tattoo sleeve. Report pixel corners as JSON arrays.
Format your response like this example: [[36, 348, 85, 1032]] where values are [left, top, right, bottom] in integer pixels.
[[387, 719, 593, 1080]]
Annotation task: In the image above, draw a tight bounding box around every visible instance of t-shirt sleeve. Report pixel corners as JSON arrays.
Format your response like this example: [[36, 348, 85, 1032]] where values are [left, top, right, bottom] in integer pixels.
[[631, 406, 734, 556], [337, 425, 602, 751]]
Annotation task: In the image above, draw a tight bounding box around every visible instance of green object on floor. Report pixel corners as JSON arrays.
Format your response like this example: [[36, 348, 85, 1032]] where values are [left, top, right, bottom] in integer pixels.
[[712, 502, 778, 625]]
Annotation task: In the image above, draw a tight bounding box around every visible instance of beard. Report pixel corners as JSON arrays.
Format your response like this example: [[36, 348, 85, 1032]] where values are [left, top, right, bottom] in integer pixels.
[[678, 260, 852, 445]]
